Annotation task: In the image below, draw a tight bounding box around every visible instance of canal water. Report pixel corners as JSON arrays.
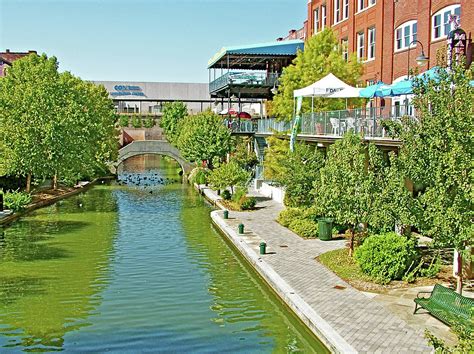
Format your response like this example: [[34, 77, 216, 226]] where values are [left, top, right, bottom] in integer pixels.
[[0, 155, 327, 353]]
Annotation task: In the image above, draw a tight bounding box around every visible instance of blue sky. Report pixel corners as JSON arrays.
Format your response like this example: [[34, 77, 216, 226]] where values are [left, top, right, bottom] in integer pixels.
[[0, 0, 307, 83]]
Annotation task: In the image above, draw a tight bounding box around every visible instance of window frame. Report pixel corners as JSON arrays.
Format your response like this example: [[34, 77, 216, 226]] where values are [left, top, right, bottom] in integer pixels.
[[343, 0, 349, 20], [334, 0, 341, 24], [357, 31, 365, 61], [367, 27, 376, 61], [322, 5, 327, 30], [341, 38, 349, 62], [432, 5, 461, 41], [357, 0, 365, 13], [314, 7, 320, 33], [394, 20, 418, 52]]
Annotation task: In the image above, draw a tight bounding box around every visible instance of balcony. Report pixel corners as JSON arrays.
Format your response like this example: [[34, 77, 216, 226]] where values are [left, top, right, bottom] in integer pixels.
[[209, 72, 279, 99]]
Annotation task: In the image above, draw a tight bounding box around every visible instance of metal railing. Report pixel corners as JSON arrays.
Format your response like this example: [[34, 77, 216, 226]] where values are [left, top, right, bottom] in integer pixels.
[[210, 72, 279, 93]]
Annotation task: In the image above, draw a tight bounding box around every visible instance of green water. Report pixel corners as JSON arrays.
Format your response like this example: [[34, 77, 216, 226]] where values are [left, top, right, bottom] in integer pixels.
[[0, 156, 327, 353]]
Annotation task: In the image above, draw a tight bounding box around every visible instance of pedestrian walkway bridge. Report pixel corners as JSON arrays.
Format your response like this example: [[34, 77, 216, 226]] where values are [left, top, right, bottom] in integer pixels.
[[116, 140, 193, 174]]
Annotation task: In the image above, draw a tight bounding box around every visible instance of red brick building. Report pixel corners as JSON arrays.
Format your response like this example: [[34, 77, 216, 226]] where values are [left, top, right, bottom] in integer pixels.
[[0, 49, 37, 76], [306, 0, 473, 84]]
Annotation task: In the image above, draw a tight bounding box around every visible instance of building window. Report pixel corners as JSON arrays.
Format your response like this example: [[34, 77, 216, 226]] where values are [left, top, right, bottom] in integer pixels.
[[343, 0, 349, 20], [357, 32, 365, 60], [314, 8, 320, 33], [394, 20, 417, 51], [357, 0, 365, 12], [322, 5, 327, 30], [432, 5, 461, 40], [341, 38, 349, 62], [368, 0, 376, 6], [368, 27, 376, 60], [334, 0, 341, 24]]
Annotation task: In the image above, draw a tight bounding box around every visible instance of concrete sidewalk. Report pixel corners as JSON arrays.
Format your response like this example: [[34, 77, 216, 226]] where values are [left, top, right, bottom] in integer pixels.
[[200, 185, 432, 353]]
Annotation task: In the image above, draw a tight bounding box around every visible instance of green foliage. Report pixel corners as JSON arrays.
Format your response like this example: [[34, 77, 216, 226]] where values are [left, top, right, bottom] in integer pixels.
[[4, 190, 32, 212], [263, 135, 289, 182], [425, 326, 473, 353], [231, 186, 247, 203], [188, 167, 209, 185], [277, 207, 305, 227], [0, 53, 118, 188], [418, 255, 441, 278], [314, 133, 382, 254], [221, 190, 231, 201], [118, 115, 129, 127], [240, 196, 256, 210], [177, 111, 232, 164], [131, 115, 142, 128], [354, 233, 417, 284], [160, 102, 188, 143], [231, 137, 258, 170], [144, 116, 155, 128], [289, 218, 319, 238], [272, 29, 363, 120], [207, 161, 251, 194]]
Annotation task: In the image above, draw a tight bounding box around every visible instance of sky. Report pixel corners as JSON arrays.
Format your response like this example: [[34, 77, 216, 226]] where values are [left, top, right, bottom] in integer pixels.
[[0, 0, 307, 83]]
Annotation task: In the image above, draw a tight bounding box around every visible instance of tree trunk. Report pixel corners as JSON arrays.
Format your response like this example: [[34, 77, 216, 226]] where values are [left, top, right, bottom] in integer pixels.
[[26, 173, 31, 193], [52, 173, 58, 190], [454, 249, 463, 294], [349, 228, 355, 257]]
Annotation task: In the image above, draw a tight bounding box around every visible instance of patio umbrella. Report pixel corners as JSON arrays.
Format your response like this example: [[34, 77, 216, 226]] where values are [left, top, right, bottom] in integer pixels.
[[359, 81, 391, 98], [237, 111, 252, 119]]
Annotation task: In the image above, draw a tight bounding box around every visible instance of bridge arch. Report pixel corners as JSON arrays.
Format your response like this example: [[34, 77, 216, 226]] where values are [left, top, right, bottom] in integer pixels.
[[116, 140, 193, 175]]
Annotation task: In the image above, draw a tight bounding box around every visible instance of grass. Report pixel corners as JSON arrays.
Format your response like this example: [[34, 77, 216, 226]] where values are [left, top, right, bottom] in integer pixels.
[[318, 248, 372, 283]]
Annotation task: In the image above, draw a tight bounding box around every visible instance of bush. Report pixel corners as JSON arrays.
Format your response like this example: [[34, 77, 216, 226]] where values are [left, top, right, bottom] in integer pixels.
[[131, 116, 142, 128], [118, 115, 129, 127], [277, 207, 305, 227], [221, 190, 231, 201], [240, 196, 256, 210], [354, 233, 417, 284], [289, 219, 319, 238], [144, 117, 155, 128], [231, 187, 247, 203], [4, 190, 32, 212], [189, 167, 209, 185]]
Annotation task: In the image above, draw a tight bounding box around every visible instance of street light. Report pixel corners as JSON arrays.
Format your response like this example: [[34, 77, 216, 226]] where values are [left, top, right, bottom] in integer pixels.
[[407, 40, 429, 79]]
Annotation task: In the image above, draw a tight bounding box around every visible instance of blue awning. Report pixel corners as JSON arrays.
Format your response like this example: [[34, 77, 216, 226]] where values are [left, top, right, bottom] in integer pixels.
[[208, 40, 304, 68]]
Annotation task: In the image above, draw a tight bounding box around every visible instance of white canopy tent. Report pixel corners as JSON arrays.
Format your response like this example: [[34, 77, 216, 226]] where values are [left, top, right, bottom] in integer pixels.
[[293, 73, 355, 98], [327, 86, 361, 98]]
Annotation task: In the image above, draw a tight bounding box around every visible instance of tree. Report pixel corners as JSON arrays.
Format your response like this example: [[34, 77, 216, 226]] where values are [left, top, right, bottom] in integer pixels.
[[176, 111, 232, 166], [391, 63, 473, 293], [207, 161, 251, 194], [272, 29, 363, 121], [315, 133, 381, 256], [160, 101, 188, 143], [0, 53, 118, 191], [263, 135, 289, 181]]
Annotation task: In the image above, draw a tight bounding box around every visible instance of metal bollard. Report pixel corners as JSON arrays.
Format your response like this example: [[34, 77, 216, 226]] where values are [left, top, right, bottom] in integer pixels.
[[238, 223, 244, 234], [0, 193, 3, 212], [223, 210, 229, 219], [260, 242, 267, 255]]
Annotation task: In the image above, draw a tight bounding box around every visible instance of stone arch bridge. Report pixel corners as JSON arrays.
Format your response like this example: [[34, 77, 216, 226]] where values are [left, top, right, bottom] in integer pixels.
[[115, 140, 193, 175]]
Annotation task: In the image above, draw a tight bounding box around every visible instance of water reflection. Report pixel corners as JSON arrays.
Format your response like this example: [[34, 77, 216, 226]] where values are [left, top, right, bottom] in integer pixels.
[[0, 154, 326, 353]]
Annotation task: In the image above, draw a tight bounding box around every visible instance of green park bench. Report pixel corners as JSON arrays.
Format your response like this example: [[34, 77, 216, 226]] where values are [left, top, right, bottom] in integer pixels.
[[414, 284, 473, 331]]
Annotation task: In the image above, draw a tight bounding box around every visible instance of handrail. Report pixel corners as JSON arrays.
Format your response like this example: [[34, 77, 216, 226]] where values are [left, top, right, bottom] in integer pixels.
[[210, 72, 280, 93]]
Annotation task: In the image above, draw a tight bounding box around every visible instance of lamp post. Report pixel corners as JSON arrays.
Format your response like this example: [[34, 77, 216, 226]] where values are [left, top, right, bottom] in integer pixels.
[[407, 40, 429, 79], [405, 40, 429, 113]]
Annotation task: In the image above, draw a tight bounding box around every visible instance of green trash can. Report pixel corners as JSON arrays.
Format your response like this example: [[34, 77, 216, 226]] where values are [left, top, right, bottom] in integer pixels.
[[318, 218, 333, 241], [260, 242, 266, 255], [238, 223, 245, 234], [223, 210, 229, 219]]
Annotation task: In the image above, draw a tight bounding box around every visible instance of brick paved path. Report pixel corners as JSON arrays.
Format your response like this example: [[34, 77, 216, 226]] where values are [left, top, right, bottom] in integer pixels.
[[206, 187, 431, 353]]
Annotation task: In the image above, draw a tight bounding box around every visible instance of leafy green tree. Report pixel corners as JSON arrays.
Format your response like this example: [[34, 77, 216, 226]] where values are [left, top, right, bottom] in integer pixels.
[[272, 29, 363, 121], [315, 133, 381, 256], [390, 63, 473, 293], [160, 101, 188, 143], [231, 137, 258, 171], [263, 135, 289, 181], [0, 53, 117, 191], [176, 111, 232, 166], [207, 161, 251, 194]]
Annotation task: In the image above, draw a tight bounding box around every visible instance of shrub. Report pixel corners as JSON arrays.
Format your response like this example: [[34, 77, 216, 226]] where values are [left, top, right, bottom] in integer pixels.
[[118, 115, 129, 127], [240, 196, 256, 210], [189, 167, 209, 185], [277, 208, 305, 227], [131, 116, 142, 128], [354, 233, 417, 284], [221, 190, 231, 201], [231, 187, 247, 203], [4, 190, 32, 212], [144, 117, 155, 128], [289, 218, 319, 238]]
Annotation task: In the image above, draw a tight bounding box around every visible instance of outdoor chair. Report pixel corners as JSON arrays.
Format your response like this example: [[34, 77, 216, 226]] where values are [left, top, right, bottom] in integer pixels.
[[346, 117, 355, 132], [329, 118, 343, 135]]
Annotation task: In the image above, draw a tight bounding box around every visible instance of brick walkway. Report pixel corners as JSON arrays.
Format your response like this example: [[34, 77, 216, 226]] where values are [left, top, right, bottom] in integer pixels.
[[202, 186, 432, 353]]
